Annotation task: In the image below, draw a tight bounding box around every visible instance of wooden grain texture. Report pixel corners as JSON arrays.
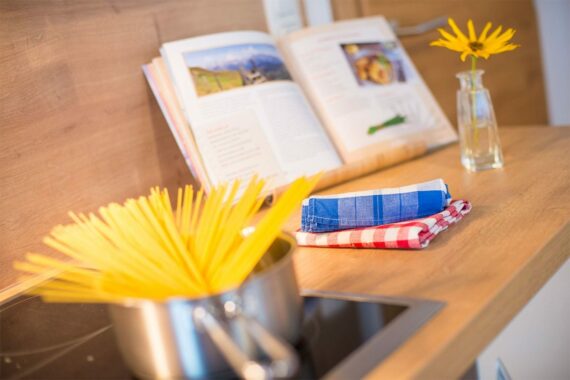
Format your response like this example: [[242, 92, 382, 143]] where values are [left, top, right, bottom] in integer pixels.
[[0, 0, 268, 290], [331, 0, 362, 20], [356, 0, 548, 127], [284, 127, 570, 379]]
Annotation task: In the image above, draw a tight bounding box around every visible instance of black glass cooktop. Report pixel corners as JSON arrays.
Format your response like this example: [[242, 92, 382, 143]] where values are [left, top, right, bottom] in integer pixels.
[[0, 291, 442, 380]]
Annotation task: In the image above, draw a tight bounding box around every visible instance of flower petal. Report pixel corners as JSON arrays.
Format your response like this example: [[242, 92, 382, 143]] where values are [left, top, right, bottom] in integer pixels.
[[448, 18, 469, 43], [493, 43, 520, 54], [467, 19, 476, 41], [486, 25, 504, 42], [430, 40, 465, 52], [429, 40, 446, 47], [478, 22, 492, 42], [496, 28, 516, 44], [485, 29, 517, 52], [436, 28, 457, 43], [460, 51, 471, 61], [474, 51, 487, 59]]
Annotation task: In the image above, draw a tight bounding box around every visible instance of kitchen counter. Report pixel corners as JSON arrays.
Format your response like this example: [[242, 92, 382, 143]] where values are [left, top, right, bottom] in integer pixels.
[[2, 127, 568, 379], [285, 126, 570, 379]]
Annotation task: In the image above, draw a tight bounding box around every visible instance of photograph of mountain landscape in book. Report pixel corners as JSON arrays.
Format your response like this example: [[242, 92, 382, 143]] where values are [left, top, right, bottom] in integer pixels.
[[341, 41, 408, 87], [183, 43, 292, 97]]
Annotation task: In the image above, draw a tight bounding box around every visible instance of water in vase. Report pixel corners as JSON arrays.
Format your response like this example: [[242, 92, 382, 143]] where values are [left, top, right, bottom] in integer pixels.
[[456, 70, 504, 171]]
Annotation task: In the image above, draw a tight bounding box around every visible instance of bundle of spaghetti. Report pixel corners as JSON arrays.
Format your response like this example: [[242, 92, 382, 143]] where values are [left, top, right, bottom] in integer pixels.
[[14, 175, 320, 303]]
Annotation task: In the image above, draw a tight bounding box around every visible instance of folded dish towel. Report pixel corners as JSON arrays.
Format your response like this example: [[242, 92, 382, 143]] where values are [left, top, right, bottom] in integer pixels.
[[296, 199, 471, 249], [301, 179, 451, 233]]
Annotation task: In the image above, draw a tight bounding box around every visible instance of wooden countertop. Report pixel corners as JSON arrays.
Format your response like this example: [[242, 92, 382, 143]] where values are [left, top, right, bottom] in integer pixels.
[[286, 126, 570, 379], [2, 126, 567, 379]]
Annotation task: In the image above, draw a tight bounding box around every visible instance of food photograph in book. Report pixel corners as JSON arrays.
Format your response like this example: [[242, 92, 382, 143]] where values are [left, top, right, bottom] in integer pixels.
[[183, 43, 292, 97], [341, 41, 409, 86]]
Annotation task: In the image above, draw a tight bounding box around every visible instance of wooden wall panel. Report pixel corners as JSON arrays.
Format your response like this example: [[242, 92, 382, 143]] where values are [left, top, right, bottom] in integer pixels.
[[357, 0, 548, 127], [0, 0, 548, 291], [0, 0, 268, 290], [331, 0, 362, 20]]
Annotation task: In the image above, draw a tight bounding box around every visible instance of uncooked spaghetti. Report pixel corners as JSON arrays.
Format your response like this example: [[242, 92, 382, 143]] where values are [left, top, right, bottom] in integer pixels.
[[14, 175, 320, 303]]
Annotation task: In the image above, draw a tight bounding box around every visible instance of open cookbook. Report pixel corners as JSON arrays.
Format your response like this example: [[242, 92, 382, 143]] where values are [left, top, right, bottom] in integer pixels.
[[143, 17, 457, 195]]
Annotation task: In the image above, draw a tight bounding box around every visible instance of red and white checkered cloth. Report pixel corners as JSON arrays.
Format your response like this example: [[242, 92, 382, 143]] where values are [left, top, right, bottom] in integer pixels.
[[295, 199, 471, 249]]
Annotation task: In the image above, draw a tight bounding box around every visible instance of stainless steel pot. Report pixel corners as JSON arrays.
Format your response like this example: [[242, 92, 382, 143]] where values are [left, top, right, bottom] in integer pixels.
[[108, 234, 301, 380]]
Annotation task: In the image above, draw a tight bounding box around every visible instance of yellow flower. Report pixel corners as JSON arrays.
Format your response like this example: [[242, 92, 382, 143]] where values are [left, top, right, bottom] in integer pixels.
[[430, 18, 520, 61]]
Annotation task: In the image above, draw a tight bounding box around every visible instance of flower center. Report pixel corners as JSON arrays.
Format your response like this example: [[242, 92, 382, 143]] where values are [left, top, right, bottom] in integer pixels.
[[469, 41, 484, 52]]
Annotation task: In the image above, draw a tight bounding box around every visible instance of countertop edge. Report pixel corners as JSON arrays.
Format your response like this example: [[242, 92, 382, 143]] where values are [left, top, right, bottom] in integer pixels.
[[366, 221, 570, 380]]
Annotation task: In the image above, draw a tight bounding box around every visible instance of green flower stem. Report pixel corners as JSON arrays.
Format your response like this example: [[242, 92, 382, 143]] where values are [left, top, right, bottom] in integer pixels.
[[471, 55, 479, 147]]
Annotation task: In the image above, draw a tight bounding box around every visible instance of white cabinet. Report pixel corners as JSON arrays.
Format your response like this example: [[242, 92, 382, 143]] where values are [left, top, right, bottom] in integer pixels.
[[477, 258, 570, 380]]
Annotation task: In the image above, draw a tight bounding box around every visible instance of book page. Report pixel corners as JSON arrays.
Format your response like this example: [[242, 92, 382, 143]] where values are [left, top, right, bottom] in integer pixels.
[[281, 17, 457, 163], [161, 31, 341, 189], [145, 59, 212, 193]]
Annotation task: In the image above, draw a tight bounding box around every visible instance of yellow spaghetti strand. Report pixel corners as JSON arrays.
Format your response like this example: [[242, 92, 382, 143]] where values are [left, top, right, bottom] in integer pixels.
[[16, 175, 319, 303]]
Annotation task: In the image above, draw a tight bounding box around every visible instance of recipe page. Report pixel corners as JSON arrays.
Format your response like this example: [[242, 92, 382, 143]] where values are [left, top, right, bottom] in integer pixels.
[[161, 31, 341, 188], [281, 17, 457, 163]]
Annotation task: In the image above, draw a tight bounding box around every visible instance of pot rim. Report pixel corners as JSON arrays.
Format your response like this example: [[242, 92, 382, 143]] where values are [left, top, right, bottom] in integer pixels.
[[111, 232, 297, 308]]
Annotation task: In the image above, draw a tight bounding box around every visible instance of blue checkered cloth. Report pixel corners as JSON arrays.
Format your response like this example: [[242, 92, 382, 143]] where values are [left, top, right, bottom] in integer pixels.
[[301, 179, 451, 233]]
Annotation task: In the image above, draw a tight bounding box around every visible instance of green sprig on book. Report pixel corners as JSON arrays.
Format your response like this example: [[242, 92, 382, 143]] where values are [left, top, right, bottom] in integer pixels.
[[368, 114, 406, 135]]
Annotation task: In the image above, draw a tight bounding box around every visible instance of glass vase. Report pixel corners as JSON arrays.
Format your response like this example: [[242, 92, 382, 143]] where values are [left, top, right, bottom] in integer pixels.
[[456, 70, 504, 171]]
